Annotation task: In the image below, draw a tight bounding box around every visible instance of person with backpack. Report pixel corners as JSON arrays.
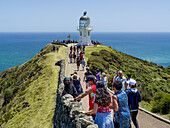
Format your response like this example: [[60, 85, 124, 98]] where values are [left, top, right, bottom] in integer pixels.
[[76, 57, 81, 71], [80, 51, 84, 61], [69, 52, 73, 63], [126, 79, 142, 128], [71, 72, 83, 96], [81, 57, 86, 71], [95, 69, 101, 81], [112, 70, 119, 85], [73, 52, 77, 63]]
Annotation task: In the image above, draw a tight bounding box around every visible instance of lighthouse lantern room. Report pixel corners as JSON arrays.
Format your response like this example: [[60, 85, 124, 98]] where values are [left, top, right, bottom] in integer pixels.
[[77, 11, 93, 46]]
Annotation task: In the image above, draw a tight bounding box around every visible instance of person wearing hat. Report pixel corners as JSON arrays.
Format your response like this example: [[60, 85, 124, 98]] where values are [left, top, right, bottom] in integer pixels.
[[81, 81, 118, 128], [61, 76, 78, 98], [83, 67, 93, 89], [112, 81, 131, 128], [81, 57, 86, 71], [95, 69, 101, 81], [71, 72, 83, 96], [126, 79, 141, 128], [101, 72, 108, 89], [71, 75, 96, 120]]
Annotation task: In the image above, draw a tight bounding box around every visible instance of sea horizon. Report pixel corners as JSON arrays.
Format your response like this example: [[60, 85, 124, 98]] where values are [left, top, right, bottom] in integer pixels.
[[0, 32, 170, 72]]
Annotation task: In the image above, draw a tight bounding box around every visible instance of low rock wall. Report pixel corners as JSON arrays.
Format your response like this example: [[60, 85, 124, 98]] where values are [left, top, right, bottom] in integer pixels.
[[53, 60, 98, 128]]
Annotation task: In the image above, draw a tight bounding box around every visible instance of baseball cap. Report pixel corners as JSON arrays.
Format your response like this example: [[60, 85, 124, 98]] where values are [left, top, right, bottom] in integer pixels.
[[129, 79, 136, 86], [86, 75, 95, 82]]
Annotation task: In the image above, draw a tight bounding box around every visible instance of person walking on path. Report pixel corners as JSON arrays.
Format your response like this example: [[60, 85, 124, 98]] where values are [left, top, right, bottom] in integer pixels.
[[56, 46, 59, 53], [83, 67, 93, 89], [53, 45, 55, 51], [81, 81, 118, 128], [80, 51, 84, 61], [81, 58, 86, 71], [83, 45, 85, 52], [95, 69, 101, 81], [73, 52, 77, 63], [60, 76, 78, 98], [112, 81, 131, 128], [126, 79, 142, 128], [101, 72, 108, 89], [69, 52, 73, 63], [76, 57, 81, 71], [74, 45, 76, 52], [70, 46, 73, 52], [112, 70, 119, 85], [116, 71, 127, 91], [71, 72, 83, 96], [70, 75, 96, 120]]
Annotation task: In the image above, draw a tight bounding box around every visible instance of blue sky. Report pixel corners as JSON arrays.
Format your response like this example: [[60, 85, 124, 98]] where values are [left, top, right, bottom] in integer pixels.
[[0, 0, 170, 32]]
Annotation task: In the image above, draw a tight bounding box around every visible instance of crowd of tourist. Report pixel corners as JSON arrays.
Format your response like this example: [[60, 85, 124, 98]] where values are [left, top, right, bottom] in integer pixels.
[[52, 39, 101, 45], [69, 45, 86, 71], [52, 39, 78, 44], [60, 45, 142, 128]]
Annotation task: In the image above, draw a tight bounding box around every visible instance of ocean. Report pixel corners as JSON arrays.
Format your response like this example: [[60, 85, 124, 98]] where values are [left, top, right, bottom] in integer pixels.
[[0, 32, 170, 72]]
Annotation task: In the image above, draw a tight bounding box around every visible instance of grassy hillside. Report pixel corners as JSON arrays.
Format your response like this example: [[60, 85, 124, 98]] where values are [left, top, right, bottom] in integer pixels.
[[84, 45, 170, 118], [0, 44, 66, 127]]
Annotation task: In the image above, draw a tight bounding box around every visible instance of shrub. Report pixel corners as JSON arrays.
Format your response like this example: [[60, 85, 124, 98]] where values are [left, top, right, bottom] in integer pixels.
[[151, 92, 170, 114]]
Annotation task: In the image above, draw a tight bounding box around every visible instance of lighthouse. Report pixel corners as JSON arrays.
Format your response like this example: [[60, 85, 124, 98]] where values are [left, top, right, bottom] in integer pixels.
[[77, 11, 93, 46]]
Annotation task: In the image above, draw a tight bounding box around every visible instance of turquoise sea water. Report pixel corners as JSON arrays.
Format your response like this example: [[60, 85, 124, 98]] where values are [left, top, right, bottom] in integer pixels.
[[0, 32, 170, 72]]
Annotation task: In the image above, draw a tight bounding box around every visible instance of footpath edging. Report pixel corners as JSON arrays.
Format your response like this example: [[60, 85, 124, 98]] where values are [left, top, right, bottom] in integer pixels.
[[107, 88, 170, 124], [53, 59, 98, 128]]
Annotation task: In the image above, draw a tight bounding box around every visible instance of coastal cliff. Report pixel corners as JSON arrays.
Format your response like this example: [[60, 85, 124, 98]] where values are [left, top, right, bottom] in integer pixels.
[[0, 44, 67, 127], [0, 44, 169, 127]]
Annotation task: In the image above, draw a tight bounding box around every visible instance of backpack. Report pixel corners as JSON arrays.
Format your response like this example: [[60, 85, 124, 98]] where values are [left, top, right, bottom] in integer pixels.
[[69, 53, 72, 58], [80, 53, 83, 58]]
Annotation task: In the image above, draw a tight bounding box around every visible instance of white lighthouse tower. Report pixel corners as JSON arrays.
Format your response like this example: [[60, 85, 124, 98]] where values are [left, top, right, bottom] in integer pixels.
[[77, 11, 93, 46]]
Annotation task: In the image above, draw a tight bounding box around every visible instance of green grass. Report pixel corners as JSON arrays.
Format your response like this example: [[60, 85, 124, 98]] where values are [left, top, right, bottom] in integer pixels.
[[84, 44, 170, 119], [85, 45, 112, 60], [0, 44, 67, 128]]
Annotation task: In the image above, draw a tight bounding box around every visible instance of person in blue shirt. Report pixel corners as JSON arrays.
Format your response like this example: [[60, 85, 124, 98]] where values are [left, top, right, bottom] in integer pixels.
[[95, 69, 101, 81], [112, 81, 131, 128], [126, 79, 142, 128]]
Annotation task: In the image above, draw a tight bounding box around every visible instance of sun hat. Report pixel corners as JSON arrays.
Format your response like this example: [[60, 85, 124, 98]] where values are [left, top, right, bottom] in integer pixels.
[[102, 72, 106, 76], [129, 79, 136, 86]]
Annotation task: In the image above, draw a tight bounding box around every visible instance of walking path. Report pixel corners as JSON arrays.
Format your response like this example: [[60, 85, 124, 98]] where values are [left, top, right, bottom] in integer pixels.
[[65, 44, 170, 128], [65, 44, 89, 111]]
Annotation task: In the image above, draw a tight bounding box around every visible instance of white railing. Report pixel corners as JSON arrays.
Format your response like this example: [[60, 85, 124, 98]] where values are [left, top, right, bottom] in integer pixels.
[[77, 26, 93, 30]]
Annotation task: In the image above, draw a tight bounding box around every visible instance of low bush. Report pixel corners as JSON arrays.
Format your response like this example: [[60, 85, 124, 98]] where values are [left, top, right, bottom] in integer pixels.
[[151, 92, 170, 114]]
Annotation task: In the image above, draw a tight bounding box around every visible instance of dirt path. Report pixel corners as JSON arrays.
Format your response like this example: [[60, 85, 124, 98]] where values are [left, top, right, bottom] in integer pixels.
[[65, 44, 170, 128]]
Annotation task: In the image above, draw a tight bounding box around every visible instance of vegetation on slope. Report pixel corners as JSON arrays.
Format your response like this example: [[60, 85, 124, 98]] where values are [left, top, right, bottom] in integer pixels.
[[84, 45, 170, 118], [0, 44, 66, 127]]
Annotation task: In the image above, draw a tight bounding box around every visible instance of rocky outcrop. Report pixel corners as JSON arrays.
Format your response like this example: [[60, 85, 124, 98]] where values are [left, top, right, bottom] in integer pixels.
[[53, 60, 98, 128]]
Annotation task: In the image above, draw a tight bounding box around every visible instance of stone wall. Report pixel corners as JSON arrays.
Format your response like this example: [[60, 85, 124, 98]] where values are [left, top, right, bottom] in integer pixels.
[[53, 60, 98, 128]]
